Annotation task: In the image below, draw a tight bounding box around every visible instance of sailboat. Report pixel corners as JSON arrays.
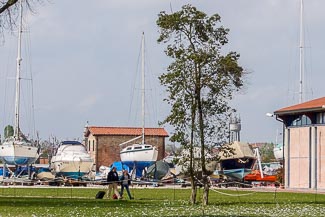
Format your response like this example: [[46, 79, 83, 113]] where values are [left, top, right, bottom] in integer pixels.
[[273, 0, 305, 163], [120, 33, 158, 173], [0, 0, 40, 166]]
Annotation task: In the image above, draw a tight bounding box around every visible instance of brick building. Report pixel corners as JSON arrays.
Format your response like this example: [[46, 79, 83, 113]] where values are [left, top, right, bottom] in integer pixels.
[[274, 96, 325, 189], [83, 126, 168, 171]]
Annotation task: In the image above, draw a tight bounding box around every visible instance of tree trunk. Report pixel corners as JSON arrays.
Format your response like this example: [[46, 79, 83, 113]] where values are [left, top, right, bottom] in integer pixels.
[[190, 178, 197, 204], [189, 98, 197, 204], [202, 175, 209, 205], [195, 66, 209, 205]]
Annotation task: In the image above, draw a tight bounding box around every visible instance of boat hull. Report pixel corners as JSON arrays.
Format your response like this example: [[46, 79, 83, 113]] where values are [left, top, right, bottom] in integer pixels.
[[50, 141, 94, 179], [121, 161, 155, 177], [220, 168, 252, 180], [120, 146, 158, 162], [51, 158, 94, 179], [220, 158, 256, 171], [120, 143, 158, 177], [0, 141, 39, 165], [244, 170, 277, 182], [218, 141, 257, 180], [273, 144, 283, 161]]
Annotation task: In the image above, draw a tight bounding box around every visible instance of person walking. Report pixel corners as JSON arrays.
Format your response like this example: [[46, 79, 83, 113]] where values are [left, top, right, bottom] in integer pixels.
[[120, 170, 133, 199], [106, 167, 121, 199]]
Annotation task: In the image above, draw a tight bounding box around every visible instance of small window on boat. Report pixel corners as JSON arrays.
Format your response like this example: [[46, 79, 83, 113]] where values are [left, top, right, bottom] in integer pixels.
[[145, 146, 151, 149], [127, 147, 132, 150], [134, 146, 142, 150]]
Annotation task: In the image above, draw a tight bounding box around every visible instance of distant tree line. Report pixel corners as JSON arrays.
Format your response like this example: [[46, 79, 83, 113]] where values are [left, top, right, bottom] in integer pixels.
[[258, 143, 276, 162]]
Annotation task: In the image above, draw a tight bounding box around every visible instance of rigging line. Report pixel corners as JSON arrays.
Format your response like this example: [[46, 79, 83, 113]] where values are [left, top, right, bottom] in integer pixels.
[[2, 61, 10, 130], [144, 44, 158, 127], [302, 6, 313, 101], [299, 0, 304, 103], [25, 18, 36, 139], [2, 41, 17, 131], [18, 13, 31, 137], [286, 1, 301, 105], [127, 35, 143, 126], [2, 38, 14, 128], [169, 1, 173, 13], [149, 47, 161, 127], [307, 45, 313, 98], [127, 39, 139, 125]]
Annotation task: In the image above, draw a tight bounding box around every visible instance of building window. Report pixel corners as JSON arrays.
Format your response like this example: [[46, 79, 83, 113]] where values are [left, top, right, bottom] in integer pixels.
[[93, 140, 95, 152], [316, 112, 325, 124], [291, 115, 311, 126], [292, 117, 301, 126], [88, 141, 90, 151]]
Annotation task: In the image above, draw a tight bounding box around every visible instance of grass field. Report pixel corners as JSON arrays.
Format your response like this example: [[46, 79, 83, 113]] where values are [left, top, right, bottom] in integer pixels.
[[0, 186, 324, 216]]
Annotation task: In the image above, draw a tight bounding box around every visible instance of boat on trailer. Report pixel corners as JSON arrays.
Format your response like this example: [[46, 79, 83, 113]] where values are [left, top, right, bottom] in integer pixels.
[[218, 141, 256, 180], [0, 0, 40, 167], [50, 141, 94, 180], [120, 139, 158, 178]]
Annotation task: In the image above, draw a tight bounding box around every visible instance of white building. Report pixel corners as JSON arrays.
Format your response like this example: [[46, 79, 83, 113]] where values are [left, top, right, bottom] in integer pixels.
[[274, 96, 325, 189]]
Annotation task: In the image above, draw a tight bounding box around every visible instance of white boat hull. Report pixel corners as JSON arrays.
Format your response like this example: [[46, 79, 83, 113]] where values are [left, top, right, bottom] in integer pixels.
[[273, 144, 283, 161], [51, 158, 94, 174], [50, 141, 94, 179], [0, 140, 39, 165], [120, 145, 158, 162]]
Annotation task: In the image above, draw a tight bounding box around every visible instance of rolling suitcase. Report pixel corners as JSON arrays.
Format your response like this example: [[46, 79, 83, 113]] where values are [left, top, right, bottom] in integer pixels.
[[95, 191, 106, 199]]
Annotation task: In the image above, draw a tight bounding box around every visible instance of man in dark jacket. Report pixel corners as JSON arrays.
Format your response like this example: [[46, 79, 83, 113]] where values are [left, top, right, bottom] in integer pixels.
[[106, 167, 120, 199]]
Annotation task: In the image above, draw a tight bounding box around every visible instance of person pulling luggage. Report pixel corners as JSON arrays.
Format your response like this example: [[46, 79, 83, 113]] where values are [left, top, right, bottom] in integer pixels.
[[106, 167, 121, 199]]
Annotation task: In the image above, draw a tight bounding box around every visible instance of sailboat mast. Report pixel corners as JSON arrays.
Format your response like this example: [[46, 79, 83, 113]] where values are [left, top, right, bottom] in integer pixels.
[[14, 0, 23, 138], [141, 32, 145, 144], [299, 0, 304, 103]]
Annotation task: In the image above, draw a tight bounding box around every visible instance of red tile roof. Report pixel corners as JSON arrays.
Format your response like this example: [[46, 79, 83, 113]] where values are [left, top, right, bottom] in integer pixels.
[[87, 126, 169, 137], [275, 96, 325, 115]]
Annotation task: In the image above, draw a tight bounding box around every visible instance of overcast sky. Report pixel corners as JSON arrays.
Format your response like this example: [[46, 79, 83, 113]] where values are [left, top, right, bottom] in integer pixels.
[[0, 0, 324, 144]]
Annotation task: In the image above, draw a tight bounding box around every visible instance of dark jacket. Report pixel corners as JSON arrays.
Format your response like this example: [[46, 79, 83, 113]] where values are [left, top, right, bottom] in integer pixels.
[[107, 170, 119, 183], [120, 173, 131, 185]]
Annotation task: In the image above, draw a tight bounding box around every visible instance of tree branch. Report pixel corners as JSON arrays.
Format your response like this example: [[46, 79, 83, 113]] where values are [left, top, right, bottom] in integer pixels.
[[0, 0, 19, 14]]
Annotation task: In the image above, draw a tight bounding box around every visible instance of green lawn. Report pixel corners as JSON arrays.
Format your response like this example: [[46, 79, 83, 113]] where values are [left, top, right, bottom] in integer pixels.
[[0, 187, 324, 216]]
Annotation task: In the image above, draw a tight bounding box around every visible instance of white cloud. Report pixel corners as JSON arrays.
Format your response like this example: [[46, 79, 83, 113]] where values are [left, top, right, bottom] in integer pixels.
[[78, 94, 102, 112]]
